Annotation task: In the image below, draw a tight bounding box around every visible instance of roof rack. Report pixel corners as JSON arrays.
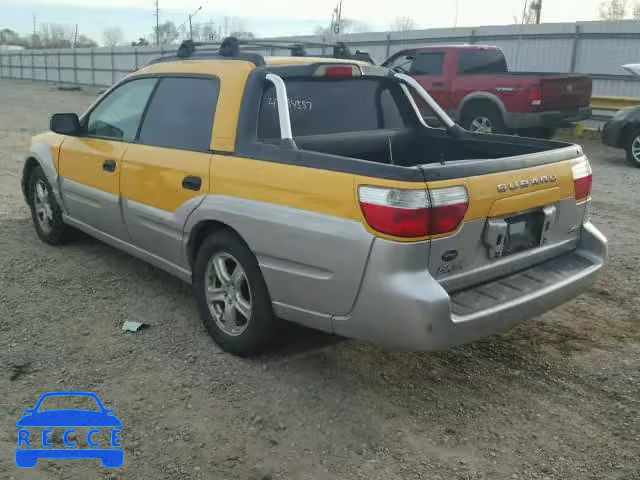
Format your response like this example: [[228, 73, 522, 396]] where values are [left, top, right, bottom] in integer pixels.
[[147, 36, 376, 67]]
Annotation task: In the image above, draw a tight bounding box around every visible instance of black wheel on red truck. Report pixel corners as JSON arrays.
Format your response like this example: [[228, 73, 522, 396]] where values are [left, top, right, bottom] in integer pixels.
[[624, 126, 640, 168], [461, 103, 506, 135]]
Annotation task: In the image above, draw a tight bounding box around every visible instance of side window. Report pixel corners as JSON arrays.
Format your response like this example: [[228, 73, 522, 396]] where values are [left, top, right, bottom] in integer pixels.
[[385, 53, 415, 74], [85, 79, 157, 141], [458, 50, 508, 74], [137, 77, 220, 152], [410, 52, 445, 75]]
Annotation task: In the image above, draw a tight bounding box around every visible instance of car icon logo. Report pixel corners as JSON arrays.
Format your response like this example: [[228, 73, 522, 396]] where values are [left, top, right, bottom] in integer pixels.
[[15, 391, 123, 468]]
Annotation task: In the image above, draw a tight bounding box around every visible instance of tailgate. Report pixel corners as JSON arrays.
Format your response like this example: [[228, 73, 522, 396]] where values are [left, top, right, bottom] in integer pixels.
[[540, 75, 592, 110], [426, 158, 589, 291]]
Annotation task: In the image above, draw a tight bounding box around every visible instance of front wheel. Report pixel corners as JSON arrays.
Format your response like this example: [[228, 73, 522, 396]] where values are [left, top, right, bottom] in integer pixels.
[[624, 127, 640, 168], [28, 166, 74, 245], [193, 230, 276, 355]]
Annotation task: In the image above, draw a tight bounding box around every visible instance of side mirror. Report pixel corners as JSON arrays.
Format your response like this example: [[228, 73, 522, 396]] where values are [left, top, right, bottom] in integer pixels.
[[50, 113, 81, 135]]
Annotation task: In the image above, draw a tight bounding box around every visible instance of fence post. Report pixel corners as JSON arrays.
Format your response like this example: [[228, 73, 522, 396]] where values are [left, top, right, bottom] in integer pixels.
[[90, 49, 95, 86], [57, 50, 61, 83], [321, 37, 326, 56], [44, 52, 48, 82], [19, 52, 23, 79], [0, 51, 3, 79], [73, 48, 78, 84], [569, 25, 581, 73], [111, 48, 115, 85], [385, 34, 392, 59], [469, 28, 477, 45], [134, 48, 139, 70], [32, 50, 35, 80]]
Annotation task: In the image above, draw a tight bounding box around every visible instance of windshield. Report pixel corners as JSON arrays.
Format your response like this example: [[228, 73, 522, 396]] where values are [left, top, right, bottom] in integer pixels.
[[257, 78, 408, 138]]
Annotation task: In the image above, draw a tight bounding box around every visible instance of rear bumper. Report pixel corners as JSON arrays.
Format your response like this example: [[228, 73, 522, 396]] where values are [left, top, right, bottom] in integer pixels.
[[505, 106, 592, 130], [602, 120, 625, 148], [332, 222, 607, 350]]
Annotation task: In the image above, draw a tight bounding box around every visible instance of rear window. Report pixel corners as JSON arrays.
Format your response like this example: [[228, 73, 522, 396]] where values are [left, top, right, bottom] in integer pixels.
[[257, 78, 406, 138], [458, 49, 508, 74]]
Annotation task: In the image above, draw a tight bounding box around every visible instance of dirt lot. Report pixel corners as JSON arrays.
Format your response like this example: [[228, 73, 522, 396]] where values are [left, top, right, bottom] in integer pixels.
[[0, 78, 639, 480]]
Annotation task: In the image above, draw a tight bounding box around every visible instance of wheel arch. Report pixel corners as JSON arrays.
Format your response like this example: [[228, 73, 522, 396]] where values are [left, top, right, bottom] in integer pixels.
[[22, 143, 62, 206], [459, 92, 507, 119], [621, 121, 640, 147], [186, 219, 248, 272], [22, 156, 41, 205]]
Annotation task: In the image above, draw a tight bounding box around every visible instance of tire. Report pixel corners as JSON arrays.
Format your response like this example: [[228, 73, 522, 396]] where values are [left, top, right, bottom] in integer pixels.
[[461, 103, 506, 135], [624, 127, 640, 168], [28, 166, 74, 245], [193, 230, 276, 355]]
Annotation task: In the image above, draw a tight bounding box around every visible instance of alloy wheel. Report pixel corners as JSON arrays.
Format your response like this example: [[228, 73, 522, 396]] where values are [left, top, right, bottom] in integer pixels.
[[632, 135, 640, 164], [205, 252, 252, 336], [469, 116, 493, 134], [33, 179, 54, 234]]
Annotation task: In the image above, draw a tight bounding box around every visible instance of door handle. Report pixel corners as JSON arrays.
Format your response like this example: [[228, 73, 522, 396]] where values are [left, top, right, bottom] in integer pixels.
[[432, 81, 445, 87], [102, 159, 117, 172], [182, 175, 202, 191]]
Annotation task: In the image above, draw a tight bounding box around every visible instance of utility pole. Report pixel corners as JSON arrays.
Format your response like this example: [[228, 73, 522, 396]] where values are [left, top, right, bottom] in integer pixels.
[[73, 24, 78, 48], [454, 0, 459, 27], [32, 14, 37, 36], [154, 0, 160, 46], [188, 6, 202, 40]]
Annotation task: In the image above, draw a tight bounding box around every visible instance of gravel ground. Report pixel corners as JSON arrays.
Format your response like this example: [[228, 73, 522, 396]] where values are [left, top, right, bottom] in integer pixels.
[[1, 79, 639, 480]]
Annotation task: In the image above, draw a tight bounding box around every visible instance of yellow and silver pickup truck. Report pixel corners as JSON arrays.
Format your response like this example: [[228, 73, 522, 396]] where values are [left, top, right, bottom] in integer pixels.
[[21, 39, 607, 355]]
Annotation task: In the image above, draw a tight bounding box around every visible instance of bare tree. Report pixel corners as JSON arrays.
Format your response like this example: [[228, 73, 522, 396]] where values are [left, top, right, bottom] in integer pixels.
[[633, 0, 640, 18], [38, 23, 74, 48], [152, 21, 183, 46], [599, 0, 629, 19], [389, 16, 417, 32], [103, 27, 123, 47], [513, 0, 541, 24]]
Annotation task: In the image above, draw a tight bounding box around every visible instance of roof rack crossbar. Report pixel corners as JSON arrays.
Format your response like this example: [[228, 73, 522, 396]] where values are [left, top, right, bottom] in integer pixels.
[[147, 36, 376, 68]]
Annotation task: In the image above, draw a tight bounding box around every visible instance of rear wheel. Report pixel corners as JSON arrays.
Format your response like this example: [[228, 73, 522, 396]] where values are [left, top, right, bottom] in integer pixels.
[[624, 127, 640, 168], [28, 166, 73, 245], [193, 230, 276, 355], [461, 104, 506, 135]]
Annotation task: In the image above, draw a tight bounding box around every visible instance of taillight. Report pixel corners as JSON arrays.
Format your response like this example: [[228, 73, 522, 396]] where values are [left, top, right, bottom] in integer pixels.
[[358, 186, 468, 238], [313, 64, 361, 77], [528, 84, 542, 107], [571, 157, 592, 202]]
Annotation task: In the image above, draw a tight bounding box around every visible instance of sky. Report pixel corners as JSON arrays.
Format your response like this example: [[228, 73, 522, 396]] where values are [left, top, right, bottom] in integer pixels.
[[0, 0, 606, 45]]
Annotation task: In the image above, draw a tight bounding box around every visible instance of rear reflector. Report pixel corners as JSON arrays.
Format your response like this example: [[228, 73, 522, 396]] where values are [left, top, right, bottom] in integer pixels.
[[571, 157, 593, 202], [314, 64, 361, 77], [358, 185, 468, 238]]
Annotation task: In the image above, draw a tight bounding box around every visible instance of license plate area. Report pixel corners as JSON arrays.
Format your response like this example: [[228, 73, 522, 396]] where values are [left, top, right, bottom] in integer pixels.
[[483, 205, 557, 259], [503, 211, 545, 256]]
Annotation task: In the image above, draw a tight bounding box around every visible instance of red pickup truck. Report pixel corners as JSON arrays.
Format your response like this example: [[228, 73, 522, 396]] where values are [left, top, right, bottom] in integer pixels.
[[382, 45, 592, 138]]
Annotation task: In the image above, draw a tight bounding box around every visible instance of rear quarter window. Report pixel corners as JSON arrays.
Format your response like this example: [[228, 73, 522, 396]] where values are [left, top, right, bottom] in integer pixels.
[[458, 50, 508, 74], [257, 78, 406, 138]]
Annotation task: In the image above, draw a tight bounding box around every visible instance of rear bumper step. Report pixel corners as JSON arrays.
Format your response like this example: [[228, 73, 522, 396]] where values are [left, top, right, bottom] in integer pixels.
[[450, 252, 593, 318]]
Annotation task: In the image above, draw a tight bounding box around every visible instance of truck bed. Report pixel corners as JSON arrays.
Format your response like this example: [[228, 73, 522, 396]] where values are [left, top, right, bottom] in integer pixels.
[[292, 127, 574, 168]]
